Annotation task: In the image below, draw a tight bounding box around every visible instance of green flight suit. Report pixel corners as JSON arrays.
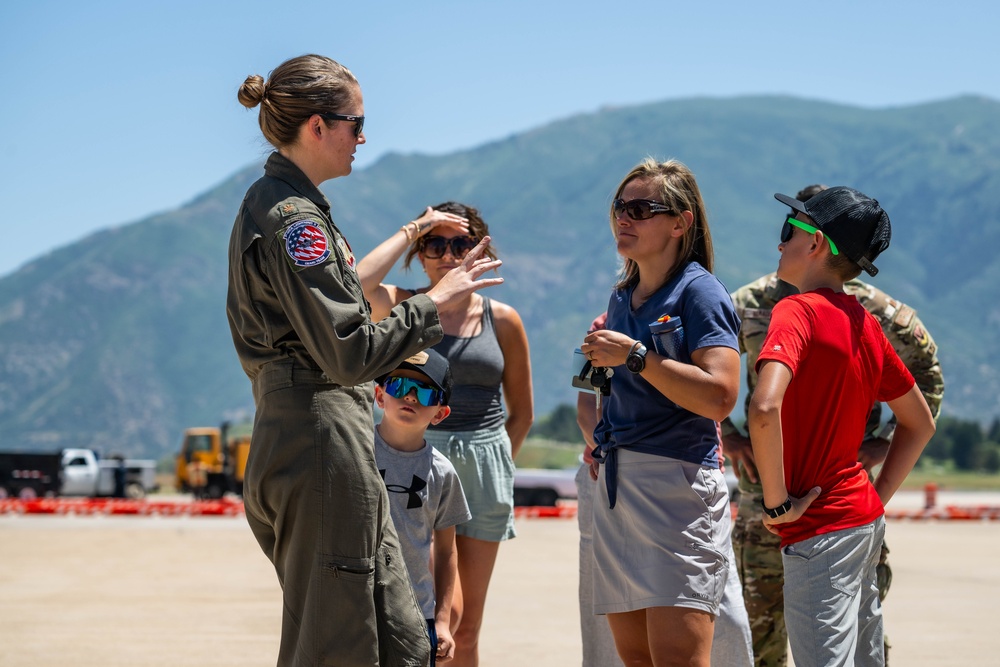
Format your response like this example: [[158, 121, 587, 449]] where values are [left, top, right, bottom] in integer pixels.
[[227, 152, 442, 667], [723, 273, 944, 667]]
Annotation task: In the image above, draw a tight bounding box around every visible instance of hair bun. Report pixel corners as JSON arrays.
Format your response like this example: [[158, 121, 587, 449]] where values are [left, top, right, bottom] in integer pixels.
[[237, 74, 266, 109]]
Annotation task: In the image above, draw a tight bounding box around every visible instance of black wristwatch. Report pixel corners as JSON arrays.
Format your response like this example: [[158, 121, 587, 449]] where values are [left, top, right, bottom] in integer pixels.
[[761, 496, 792, 519], [625, 342, 648, 374]]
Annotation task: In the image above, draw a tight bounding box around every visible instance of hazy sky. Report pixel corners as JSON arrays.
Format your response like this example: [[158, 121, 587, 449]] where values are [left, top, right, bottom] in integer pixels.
[[1, 0, 997, 277]]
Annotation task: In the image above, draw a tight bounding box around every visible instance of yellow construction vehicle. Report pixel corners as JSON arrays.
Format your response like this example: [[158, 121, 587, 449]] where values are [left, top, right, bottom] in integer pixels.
[[175, 421, 251, 499]]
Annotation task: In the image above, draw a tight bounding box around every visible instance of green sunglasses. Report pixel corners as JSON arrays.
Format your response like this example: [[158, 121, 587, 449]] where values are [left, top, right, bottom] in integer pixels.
[[780, 216, 839, 255]]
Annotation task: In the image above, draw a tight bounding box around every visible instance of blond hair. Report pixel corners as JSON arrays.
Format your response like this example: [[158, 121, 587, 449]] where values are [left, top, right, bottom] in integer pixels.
[[611, 158, 715, 291]]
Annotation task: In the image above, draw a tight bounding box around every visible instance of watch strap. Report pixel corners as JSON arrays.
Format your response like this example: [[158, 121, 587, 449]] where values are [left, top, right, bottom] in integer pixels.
[[761, 496, 792, 519]]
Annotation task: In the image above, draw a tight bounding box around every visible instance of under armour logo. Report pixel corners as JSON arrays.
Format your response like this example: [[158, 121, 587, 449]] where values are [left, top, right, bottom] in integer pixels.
[[380, 470, 428, 509]]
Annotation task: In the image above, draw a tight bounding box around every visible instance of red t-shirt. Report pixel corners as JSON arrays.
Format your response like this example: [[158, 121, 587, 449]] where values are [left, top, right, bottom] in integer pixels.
[[756, 289, 914, 546]]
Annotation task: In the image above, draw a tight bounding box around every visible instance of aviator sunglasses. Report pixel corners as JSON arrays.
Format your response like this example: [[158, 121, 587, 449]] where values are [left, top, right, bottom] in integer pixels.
[[381, 375, 445, 406], [612, 198, 677, 221], [320, 112, 365, 138], [419, 235, 479, 260], [780, 215, 839, 255]]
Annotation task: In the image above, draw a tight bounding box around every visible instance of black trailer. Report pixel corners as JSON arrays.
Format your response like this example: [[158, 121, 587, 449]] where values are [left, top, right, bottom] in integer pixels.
[[0, 451, 63, 499]]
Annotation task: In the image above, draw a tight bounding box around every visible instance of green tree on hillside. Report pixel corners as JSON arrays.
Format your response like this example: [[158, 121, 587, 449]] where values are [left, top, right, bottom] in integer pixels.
[[988, 417, 1000, 443], [982, 444, 1000, 474], [949, 420, 987, 471], [529, 403, 584, 444], [923, 416, 1000, 473]]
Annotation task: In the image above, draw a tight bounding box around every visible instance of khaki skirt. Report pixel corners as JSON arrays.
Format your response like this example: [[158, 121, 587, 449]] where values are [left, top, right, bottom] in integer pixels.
[[592, 449, 730, 616]]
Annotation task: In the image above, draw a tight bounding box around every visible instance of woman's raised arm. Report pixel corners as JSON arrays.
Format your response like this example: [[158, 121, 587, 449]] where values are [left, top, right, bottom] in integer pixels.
[[356, 206, 469, 321]]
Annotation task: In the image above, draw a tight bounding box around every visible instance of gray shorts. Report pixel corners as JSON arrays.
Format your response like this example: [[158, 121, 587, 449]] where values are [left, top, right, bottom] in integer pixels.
[[593, 450, 730, 615], [426, 426, 516, 542], [782, 516, 885, 667]]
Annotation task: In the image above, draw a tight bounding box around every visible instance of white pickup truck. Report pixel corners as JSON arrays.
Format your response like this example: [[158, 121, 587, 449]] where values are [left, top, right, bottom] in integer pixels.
[[60, 449, 158, 499], [1, 448, 157, 499]]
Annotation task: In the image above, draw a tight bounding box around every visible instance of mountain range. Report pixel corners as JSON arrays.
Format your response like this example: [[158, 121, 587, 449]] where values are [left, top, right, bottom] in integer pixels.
[[2, 94, 997, 460]]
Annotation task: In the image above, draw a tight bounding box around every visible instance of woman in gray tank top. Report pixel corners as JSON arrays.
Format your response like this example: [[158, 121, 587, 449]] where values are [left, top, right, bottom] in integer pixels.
[[358, 201, 533, 667]]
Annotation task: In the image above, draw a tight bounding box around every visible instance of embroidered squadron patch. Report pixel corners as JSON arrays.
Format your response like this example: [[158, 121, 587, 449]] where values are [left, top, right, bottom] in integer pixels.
[[284, 220, 331, 268], [337, 236, 356, 270]]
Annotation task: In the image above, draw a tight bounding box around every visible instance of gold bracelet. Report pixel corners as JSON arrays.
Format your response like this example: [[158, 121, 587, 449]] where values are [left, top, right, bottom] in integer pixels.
[[401, 223, 415, 241]]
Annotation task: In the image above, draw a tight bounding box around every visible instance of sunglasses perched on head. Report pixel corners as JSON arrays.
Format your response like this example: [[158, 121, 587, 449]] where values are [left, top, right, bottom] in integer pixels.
[[612, 198, 677, 221], [381, 375, 445, 406], [419, 235, 478, 260], [780, 216, 839, 255], [320, 112, 365, 138]]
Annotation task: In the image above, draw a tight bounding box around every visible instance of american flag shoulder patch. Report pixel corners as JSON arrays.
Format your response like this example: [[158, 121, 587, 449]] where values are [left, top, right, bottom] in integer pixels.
[[283, 219, 331, 268]]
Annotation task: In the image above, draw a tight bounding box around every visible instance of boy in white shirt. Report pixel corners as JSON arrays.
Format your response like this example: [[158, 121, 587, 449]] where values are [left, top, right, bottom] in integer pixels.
[[375, 349, 471, 664]]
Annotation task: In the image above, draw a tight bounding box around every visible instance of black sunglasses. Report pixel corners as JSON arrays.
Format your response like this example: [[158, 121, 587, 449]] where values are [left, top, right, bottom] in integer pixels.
[[612, 198, 676, 221], [320, 112, 365, 138], [419, 235, 478, 260], [780, 215, 839, 255], [780, 217, 794, 243]]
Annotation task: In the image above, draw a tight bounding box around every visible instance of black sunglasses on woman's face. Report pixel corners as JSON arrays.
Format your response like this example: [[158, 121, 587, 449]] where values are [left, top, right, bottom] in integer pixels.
[[320, 112, 365, 138], [612, 198, 676, 221], [419, 235, 478, 260]]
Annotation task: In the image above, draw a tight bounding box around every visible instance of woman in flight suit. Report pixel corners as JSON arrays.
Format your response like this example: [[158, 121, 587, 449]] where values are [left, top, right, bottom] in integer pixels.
[[227, 54, 503, 667]]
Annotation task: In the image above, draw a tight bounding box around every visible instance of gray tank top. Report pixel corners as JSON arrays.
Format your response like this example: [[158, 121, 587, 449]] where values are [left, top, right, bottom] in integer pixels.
[[428, 297, 506, 432]]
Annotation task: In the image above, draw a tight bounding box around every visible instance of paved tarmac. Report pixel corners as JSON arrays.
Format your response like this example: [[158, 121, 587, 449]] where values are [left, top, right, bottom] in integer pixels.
[[1, 490, 997, 666]]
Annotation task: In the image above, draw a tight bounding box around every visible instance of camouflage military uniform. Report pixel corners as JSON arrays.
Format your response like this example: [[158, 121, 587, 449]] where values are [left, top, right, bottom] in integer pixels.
[[723, 273, 944, 667]]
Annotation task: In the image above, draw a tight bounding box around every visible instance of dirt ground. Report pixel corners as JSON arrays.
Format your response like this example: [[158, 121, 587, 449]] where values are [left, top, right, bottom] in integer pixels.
[[1, 490, 998, 666]]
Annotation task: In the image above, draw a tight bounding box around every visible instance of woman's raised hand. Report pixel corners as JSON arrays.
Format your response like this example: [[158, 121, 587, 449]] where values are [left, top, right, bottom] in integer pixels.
[[409, 206, 469, 239], [425, 236, 503, 312]]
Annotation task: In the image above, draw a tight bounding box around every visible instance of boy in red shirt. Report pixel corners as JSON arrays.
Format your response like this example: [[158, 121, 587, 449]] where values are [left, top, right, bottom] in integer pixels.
[[749, 187, 935, 667]]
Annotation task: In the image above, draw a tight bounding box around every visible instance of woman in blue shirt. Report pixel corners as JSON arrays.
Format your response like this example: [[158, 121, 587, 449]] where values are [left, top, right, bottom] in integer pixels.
[[580, 158, 741, 667]]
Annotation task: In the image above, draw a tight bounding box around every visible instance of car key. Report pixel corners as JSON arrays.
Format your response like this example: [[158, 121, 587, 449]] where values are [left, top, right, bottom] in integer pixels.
[[590, 367, 613, 416]]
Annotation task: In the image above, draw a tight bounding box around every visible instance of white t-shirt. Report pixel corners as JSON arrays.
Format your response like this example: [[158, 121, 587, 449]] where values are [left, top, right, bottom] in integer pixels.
[[374, 427, 471, 618]]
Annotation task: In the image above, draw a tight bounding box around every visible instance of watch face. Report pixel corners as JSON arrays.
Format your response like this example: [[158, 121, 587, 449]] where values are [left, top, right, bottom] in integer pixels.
[[626, 349, 645, 373]]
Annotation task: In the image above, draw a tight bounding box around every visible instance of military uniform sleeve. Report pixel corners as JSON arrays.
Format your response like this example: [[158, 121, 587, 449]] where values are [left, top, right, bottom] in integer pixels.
[[729, 283, 773, 429], [885, 308, 944, 422], [721, 287, 754, 438], [266, 213, 443, 385], [865, 303, 944, 442]]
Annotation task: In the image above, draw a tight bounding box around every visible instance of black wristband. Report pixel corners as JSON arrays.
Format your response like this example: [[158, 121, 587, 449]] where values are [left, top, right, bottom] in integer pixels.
[[761, 496, 792, 519]]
